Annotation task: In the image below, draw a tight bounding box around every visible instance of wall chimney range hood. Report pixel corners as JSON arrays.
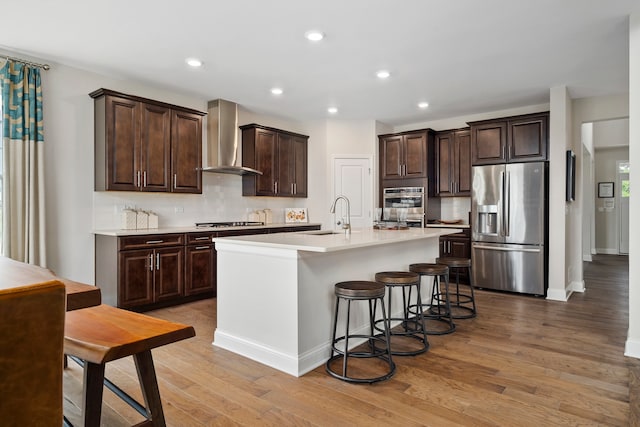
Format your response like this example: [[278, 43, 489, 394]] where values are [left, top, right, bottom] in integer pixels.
[[201, 99, 262, 175]]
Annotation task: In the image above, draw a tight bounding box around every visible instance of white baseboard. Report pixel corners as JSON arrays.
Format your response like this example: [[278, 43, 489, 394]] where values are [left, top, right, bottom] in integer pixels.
[[569, 280, 585, 293], [596, 248, 619, 255], [546, 287, 571, 301], [625, 338, 640, 359], [583, 254, 593, 262]]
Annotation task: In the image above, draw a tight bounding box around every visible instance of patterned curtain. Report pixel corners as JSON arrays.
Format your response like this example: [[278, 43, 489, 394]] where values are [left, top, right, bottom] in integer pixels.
[[0, 60, 46, 266]]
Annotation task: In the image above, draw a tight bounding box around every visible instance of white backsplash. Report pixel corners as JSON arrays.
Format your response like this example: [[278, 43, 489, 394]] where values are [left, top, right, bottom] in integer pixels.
[[439, 197, 471, 224], [93, 173, 308, 230]]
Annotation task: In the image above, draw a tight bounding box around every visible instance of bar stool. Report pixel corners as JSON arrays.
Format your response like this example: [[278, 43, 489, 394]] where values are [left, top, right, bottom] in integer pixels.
[[373, 271, 429, 356], [436, 257, 477, 319], [408, 263, 456, 335], [326, 281, 396, 383]]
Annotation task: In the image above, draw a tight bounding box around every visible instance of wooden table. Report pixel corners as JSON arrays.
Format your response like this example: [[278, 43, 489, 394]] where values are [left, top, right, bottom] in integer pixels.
[[0, 256, 101, 310]]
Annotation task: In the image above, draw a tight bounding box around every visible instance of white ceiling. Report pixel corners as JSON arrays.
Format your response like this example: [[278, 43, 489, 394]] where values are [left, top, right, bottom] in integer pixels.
[[0, 0, 637, 126]]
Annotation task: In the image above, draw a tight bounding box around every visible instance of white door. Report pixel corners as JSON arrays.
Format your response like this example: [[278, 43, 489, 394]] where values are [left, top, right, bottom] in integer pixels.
[[332, 157, 372, 230], [617, 161, 629, 254]]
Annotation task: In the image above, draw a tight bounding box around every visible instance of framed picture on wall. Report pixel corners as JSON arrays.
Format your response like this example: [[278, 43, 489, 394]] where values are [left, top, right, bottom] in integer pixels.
[[566, 150, 576, 202], [598, 182, 614, 198]]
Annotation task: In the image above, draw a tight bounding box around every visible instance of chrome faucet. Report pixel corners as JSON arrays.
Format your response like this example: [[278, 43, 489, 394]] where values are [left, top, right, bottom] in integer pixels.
[[329, 195, 351, 236]]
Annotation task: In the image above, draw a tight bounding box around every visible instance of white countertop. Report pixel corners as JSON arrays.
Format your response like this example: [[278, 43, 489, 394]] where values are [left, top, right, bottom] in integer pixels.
[[213, 227, 457, 253], [93, 223, 322, 236]]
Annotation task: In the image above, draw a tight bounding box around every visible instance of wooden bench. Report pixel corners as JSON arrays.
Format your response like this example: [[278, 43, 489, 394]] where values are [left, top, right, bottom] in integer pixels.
[[64, 304, 195, 426]]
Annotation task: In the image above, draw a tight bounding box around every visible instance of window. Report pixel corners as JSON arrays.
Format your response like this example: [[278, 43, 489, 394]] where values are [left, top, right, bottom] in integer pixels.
[[0, 101, 3, 251], [619, 162, 630, 198]]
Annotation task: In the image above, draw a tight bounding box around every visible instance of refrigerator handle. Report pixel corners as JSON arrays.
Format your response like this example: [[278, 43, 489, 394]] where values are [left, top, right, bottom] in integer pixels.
[[500, 170, 506, 236], [505, 171, 510, 237]]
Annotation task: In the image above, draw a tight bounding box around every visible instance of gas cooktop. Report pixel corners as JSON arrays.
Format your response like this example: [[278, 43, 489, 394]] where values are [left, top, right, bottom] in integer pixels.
[[195, 221, 264, 229]]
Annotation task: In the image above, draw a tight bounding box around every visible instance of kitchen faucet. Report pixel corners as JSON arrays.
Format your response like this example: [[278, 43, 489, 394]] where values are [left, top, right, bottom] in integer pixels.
[[329, 195, 351, 236]]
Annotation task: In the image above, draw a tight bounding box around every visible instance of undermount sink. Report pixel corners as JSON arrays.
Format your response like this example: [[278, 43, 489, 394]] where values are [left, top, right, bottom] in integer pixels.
[[301, 230, 340, 235]]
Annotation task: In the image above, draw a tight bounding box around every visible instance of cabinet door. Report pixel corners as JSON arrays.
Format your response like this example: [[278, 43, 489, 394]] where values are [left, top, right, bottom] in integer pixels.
[[185, 244, 215, 296], [105, 95, 140, 191], [435, 132, 454, 196], [508, 115, 548, 162], [140, 103, 171, 192], [403, 132, 427, 178], [171, 110, 203, 193], [254, 128, 278, 195], [380, 135, 403, 180], [119, 249, 154, 308], [454, 130, 471, 195], [292, 136, 308, 197], [276, 133, 294, 196], [154, 247, 184, 301], [471, 121, 507, 165]]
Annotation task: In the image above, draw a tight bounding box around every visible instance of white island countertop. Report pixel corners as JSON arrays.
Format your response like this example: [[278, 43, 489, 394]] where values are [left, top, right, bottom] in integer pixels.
[[213, 227, 457, 253]]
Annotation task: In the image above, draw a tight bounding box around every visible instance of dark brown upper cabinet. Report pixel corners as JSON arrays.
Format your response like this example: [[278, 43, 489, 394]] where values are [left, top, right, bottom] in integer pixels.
[[435, 128, 471, 197], [379, 130, 430, 180], [91, 88, 205, 194], [469, 112, 549, 165], [241, 124, 309, 197]]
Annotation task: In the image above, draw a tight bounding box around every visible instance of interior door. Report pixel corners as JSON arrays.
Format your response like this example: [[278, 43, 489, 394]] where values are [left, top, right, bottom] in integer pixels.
[[332, 157, 372, 229]]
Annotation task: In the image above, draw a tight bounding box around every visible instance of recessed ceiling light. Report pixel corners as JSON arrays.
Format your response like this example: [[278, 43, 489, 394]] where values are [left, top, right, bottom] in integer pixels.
[[376, 70, 390, 79], [186, 58, 202, 67], [271, 88, 283, 95], [305, 30, 324, 41], [418, 102, 429, 109], [327, 107, 338, 114]]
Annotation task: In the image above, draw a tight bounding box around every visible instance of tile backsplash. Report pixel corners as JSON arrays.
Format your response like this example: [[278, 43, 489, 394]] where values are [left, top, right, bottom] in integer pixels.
[[93, 173, 307, 230]]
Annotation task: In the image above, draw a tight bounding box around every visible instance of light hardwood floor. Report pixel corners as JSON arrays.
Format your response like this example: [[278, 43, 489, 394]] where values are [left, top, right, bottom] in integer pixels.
[[64, 255, 632, 426]]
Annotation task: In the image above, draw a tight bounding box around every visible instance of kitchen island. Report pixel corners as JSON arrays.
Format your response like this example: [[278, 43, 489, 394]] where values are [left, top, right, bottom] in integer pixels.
[[213, 227, 459, 376]]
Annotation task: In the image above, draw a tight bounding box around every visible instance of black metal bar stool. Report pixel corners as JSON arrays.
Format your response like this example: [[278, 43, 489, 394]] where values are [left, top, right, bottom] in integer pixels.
[[408, 263, 456, 335], [326, 281, 396, 383], [436, 257, 477, 319], [373, 271, 429, 356]]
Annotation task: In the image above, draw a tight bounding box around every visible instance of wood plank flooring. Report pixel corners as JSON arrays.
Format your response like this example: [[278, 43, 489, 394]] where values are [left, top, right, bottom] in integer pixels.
[[64, 255, 632, 426]]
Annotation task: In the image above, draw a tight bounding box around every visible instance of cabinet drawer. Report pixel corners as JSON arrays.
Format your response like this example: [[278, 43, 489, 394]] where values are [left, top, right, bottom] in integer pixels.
[[119, 233, 185, 250], [186, 232, 217, 245]]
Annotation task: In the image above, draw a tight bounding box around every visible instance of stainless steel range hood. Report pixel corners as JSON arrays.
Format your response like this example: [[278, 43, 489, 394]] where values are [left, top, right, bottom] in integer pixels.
[[201, 99, 262, 175]]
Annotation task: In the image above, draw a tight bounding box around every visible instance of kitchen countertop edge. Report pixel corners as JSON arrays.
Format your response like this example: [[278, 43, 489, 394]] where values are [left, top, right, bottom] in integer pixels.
[[93, 223, 323, 237]]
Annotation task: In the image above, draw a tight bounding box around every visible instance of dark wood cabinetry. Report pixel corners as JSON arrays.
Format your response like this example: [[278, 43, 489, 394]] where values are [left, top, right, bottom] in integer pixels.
[[469, 112, 549, 165], [91, 88, 204, 194], [435, 128, 471, 197], [96, 224, 320, 311], [185, 232, 216, 297], [378, 129, 436, 206], [241, 124, 309, 197], [379, 130, 432, 180], [116, 234, 185, 309], [439, 229, 471, 283]]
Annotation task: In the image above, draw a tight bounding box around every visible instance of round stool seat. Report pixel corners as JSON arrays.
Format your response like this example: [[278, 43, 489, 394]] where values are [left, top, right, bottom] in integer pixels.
[[335, 281, 385, 299], [409, 263, 449, 276], [436, 257, 471, 268], [375, 271, 420, 285]]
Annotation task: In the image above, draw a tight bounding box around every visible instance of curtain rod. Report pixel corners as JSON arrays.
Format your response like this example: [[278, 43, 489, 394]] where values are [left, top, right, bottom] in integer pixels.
[[0, 54, 50, 71]]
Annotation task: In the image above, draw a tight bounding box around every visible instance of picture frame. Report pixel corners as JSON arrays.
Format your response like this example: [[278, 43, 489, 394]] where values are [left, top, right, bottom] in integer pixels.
[[598, 182, 614, 198], [285, 208, 308, 223]]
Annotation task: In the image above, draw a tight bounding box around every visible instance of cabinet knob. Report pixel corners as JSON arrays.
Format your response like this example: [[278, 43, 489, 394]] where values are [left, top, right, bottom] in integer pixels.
[[149, 254, 154, 271], [156, 253, 160, 270]]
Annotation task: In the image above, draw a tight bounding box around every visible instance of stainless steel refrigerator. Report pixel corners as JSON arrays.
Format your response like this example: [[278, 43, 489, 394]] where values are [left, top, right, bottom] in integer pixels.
[[471, 162, 547, 295]]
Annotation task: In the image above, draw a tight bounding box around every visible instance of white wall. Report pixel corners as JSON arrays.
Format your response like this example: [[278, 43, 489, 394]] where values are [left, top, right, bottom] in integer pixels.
[[594, 118, 630, 148], [625, 12, 640, 359]]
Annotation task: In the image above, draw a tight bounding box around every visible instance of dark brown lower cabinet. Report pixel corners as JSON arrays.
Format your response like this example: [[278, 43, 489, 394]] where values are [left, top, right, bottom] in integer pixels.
[[185, 240, 216, 297], [96, 225, 320, 311], [439, 230, 471, 283]]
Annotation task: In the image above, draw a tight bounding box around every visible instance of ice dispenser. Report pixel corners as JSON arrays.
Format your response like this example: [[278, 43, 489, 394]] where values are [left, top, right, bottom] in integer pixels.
[[477, 205, 499, 235]]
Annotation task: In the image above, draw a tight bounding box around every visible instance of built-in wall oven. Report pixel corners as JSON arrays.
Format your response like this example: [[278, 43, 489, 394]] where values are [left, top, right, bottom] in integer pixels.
[[382, 187, 425, 227]]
